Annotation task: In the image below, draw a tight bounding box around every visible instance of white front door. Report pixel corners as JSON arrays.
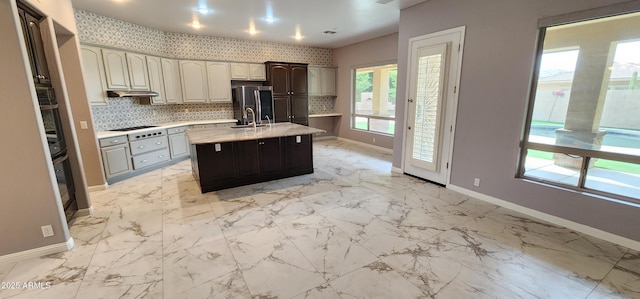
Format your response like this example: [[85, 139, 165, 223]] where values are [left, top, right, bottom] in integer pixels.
[[403, 27, 465, 185]]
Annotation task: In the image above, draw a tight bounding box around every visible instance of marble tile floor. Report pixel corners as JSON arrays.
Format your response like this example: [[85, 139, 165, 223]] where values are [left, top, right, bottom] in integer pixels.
[[1, 138, 639, 298]]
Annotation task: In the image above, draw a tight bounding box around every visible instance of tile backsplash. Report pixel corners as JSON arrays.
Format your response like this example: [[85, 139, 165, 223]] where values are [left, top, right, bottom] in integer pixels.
[[74, 10, 336, 131]]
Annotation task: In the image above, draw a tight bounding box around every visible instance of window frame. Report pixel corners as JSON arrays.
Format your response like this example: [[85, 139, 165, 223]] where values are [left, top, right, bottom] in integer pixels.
[[350, 61, 398, 136], [518, 6, 640, 204]]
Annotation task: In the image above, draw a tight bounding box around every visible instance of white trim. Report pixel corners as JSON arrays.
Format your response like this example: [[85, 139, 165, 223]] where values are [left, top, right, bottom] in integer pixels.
[[87, 183, 108, 192], [336, 137, 393, 154], [75, 206, 94, 217], [448, 184, 640, 252], [391, 166, 403, 173], [401, 26, 466, 186], [313, 136, 338, 141], [0, 238, 74, 265]]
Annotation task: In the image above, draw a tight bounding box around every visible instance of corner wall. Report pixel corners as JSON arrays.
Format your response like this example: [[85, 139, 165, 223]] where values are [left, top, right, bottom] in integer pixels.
[[333, 33, 398, 149], [395, 0, 640, 241]]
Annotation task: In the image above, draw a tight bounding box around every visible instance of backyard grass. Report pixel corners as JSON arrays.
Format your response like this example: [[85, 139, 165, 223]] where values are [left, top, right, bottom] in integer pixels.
[[527, 149, 640, 174]]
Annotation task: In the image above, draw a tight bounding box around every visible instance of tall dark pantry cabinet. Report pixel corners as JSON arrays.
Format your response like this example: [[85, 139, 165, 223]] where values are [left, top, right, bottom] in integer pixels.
[[265, 62, 309, 126], [17, 5, 78, 222]]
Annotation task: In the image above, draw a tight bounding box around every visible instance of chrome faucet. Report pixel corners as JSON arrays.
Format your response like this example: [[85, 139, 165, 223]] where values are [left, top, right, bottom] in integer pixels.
[[265, 115, 271, 128], [246, 107, 256, 129]]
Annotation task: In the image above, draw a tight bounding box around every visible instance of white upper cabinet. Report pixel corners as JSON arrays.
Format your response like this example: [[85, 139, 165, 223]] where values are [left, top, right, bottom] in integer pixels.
[[161, 58, 183, 104], [145, 56, 165, 104], [308, 66, 336, 96], [308, 66, 321, 96], [249, 63, 266, 80], [102, 49, 130, 90], [206, 62, 232, 103], [126, 52, 150, 90], [320, 67, 336, 96], [230, 63, 266, 81], [102, 48, 150, 91], [179, 60, 208, 103], [80, 45, 108, 106]]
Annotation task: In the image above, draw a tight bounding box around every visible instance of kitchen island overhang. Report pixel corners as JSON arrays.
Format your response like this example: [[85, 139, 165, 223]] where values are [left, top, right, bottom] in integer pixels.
[[187, 123, 325, 193]]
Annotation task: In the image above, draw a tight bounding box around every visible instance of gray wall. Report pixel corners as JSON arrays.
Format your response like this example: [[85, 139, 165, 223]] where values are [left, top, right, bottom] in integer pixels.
[[394, 0, 640, 241], [333, 33, 398, 150]]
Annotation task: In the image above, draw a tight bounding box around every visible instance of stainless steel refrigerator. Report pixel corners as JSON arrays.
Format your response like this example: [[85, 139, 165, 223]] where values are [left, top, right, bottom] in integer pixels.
[[232, 86, 275, 125]]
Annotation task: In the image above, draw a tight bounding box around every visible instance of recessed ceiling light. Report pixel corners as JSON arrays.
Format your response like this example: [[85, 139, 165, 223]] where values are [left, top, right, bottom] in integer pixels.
[[247, 19, 258, 35], [191, 21, 202, 29], [198, 8, 210, 14], [323, 30, 337, 35], [294, 25, 303, 41]]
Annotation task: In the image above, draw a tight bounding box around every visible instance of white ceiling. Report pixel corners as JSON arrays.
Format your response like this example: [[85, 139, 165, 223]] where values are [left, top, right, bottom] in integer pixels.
[[70, 0, 427, 48]]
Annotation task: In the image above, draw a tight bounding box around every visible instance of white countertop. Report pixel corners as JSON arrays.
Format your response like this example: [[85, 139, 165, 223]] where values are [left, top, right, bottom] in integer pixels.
[[95, 119, 238, 139], [309, 113, 342, 118], [186, 123, 326, 144]]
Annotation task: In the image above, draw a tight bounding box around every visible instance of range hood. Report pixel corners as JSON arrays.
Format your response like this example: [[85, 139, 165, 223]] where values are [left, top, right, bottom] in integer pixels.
[[107, 90, 159, 98]]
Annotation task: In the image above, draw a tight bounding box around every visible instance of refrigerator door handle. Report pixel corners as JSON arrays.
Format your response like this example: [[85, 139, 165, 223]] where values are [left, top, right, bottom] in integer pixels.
[[254, 89, 262, 124]]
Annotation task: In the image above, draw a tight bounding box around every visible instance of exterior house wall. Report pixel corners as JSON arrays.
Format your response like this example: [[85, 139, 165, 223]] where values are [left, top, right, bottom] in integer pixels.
[[395, 0, 640, 241]]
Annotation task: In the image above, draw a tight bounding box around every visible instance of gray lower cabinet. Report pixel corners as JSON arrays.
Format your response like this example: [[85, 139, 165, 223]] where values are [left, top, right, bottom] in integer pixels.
[[99, 136, 132, 179], [168, 126, 190, 159]]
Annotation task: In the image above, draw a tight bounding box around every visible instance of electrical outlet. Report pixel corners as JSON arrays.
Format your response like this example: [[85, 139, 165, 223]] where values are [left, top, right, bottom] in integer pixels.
[[473, 178, 480, 187], [373, 137, 376, 143], [41, 225, 54, 237]]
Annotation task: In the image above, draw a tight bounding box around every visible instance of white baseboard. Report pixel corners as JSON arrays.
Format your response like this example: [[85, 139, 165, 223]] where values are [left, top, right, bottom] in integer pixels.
[[448, 184, 640, 252], [314, 136, 338, 141], [0, 238, 74, 265], [87, 183, 108, 192], [391, 166, 403, 174], [336, 137, 393, 154], [75, 206, 94, 217]]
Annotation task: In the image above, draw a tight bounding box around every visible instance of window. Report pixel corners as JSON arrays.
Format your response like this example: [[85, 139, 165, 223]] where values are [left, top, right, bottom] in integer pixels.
[[352, 63, 397, 135], [520, 11, 640, 202]]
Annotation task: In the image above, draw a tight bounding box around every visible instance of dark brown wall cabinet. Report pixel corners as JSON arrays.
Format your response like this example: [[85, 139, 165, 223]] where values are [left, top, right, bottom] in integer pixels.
[[17, 7, 51, 86], [265, 62, 309, 126]]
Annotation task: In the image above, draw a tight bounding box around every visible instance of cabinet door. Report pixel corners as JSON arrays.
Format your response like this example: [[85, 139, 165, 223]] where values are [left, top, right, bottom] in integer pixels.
[[179, 60, 208, 103], [273, 96, 291, 123], [195, 143, 237, 182], [101, 145, 132, 179], [249, 64, 266, 80], [267, 63, 290, 96], [236, 140, 261, 176], [146, 56, 166, 104], [320, 67, 336, 96], [126, 52, 150, 90], [80, 46, 108, 105], [161, 58, 183, 104], [230, 63, 248, 79], [169, 133, 190, 158], [308, 67, 321, 96], [285, 135, 312, 172], [259, 137, 283, 174], [291, 95, 309, 126], [290, 64, 308, 96], [24, 12, 51, 85], [102, 49, 130, 90], [206, 62, 232, 103]]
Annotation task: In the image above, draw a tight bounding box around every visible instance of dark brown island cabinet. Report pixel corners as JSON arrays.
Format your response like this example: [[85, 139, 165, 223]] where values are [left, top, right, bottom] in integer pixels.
[[265, 62, 309, 126], [191, 134, 314, 193]]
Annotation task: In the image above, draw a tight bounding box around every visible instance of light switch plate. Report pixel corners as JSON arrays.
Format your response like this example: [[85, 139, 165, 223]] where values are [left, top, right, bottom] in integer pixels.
[[80, 121, 88, 129], [215, 144, 221, 152], [296, 136, 301, 143], [41, 225, 54, 237]]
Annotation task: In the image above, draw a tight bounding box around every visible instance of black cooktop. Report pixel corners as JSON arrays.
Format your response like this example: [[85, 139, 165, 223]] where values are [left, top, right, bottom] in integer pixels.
[[109, 125, 157, 132]]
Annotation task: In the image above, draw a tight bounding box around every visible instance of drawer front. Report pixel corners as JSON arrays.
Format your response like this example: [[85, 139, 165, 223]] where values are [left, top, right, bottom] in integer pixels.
[[99, 135, 127, 147], [130, 136, 168, 155], [167, 126, 186, 134], [132, 148, 170, 169]]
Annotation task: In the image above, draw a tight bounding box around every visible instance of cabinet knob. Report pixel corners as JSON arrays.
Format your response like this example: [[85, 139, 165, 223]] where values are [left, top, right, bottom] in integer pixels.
[[158, 155, 164, 158], [156, 142, 162, 145], [141, 159, 148, 163], [112, 140, 119, 143], [139, 145, 145, 148]]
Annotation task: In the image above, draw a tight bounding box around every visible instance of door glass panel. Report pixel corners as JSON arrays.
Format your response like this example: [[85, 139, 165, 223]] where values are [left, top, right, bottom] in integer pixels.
[[412, 51, 444, 165]]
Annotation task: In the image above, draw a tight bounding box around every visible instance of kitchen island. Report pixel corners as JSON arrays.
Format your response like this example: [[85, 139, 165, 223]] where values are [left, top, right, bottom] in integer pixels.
[[187, 123, 325, 193]]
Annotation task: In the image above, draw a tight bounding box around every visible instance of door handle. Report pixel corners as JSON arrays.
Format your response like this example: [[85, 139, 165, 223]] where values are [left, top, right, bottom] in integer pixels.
[[408, 126, 412, 130], [408, 99, 414, 103]]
